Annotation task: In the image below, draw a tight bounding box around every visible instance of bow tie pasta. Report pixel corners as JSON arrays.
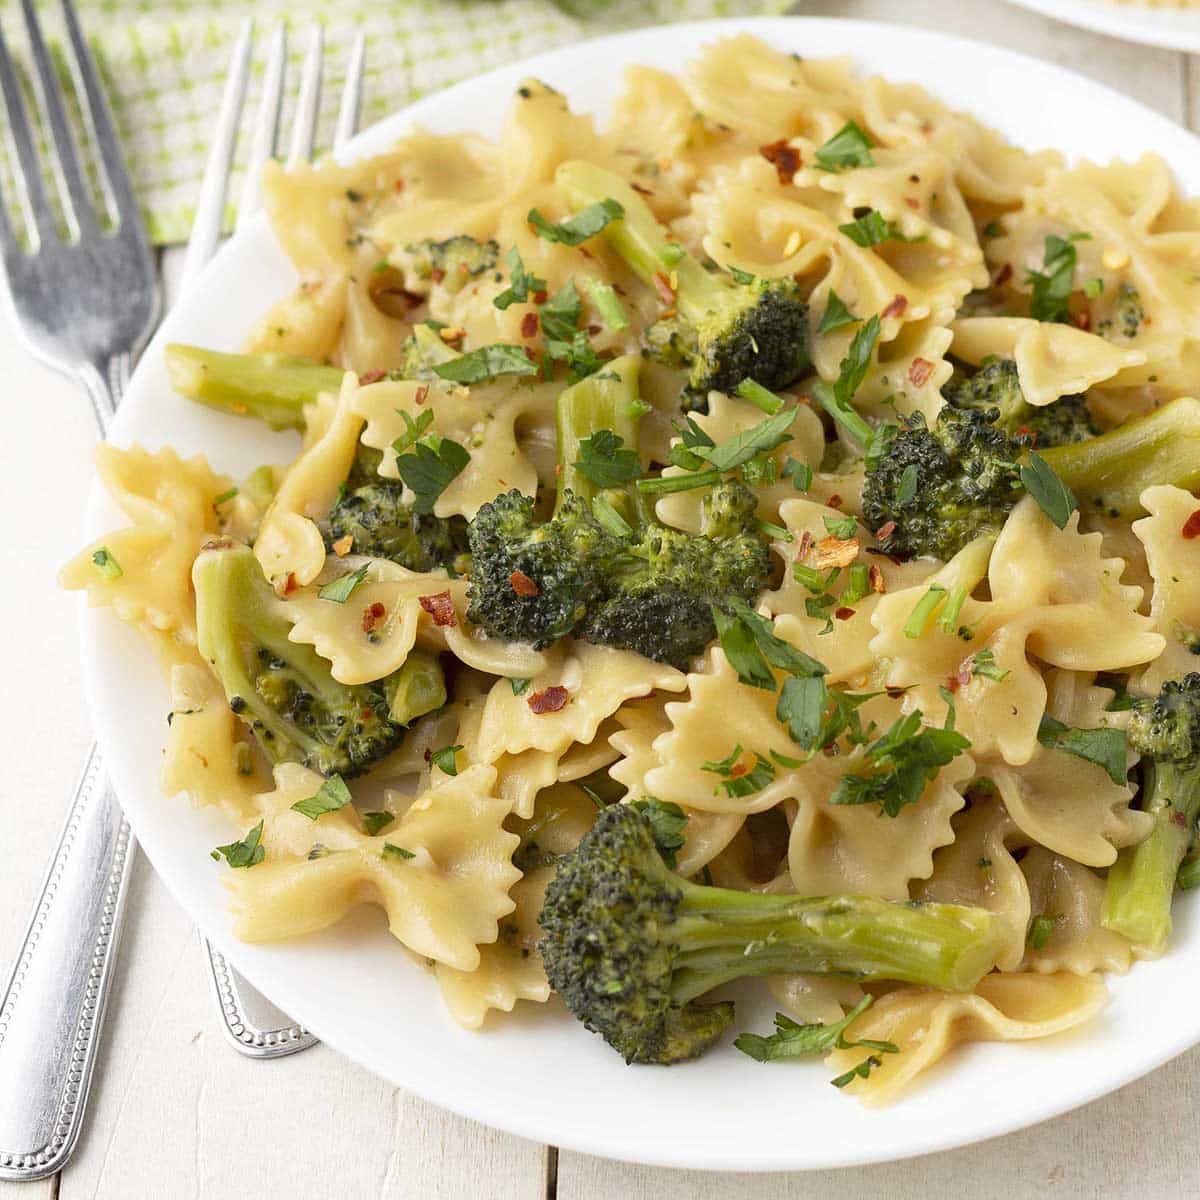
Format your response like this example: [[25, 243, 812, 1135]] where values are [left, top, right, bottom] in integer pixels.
[[65, 33, 1200, 1104]]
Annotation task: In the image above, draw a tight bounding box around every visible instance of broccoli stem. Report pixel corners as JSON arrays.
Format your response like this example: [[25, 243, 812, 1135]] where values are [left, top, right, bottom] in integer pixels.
[[166, 344, 345, 431], [555, 160, 733, 325], [1103, 760, 1200, 953], [1039, 396, 1200, 517], [385, 649, 446, 726], [554, 354, 648, 513], [667, 887, 1001, 999]]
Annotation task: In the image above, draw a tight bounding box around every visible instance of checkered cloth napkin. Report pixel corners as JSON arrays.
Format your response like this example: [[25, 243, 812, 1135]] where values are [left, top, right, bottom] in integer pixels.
[[3, 0, 788, 244]]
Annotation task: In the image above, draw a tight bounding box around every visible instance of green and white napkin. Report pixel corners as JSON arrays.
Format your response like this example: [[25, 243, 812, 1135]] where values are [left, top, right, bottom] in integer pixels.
[[3, 0, 790, 244]]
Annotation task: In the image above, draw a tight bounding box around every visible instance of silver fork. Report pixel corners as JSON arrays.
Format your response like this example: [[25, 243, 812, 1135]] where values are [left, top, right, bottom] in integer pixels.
[[0, 9, 364, 1182], [182, 21, 364, 1061], [0, 0, 158, 1184]]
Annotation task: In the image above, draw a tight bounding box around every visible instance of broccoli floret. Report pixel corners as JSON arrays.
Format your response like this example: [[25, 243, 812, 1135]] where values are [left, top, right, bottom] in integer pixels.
[[466, 357, 770, 666], [539, 804, 1006, 1064], [466, 488, 619, 648], [556, 160, 809, 410], [944, 358, 1097, 448], [578, 499, 769, 667], [393, 235, 499, 295], [394, 323, 469, 381], [194, 540, 404, 778], [862, 406, 1025, 561], [165, 344, 344, 430], [327, 480, 468, 572], [1104, 674, 1200, 953]]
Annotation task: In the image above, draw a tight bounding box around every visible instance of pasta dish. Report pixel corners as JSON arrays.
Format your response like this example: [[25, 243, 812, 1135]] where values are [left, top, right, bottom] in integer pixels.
[[63, 34, 1200, 1102]]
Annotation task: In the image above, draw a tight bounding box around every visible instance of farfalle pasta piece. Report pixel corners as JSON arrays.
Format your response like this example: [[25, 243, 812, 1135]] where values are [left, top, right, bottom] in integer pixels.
[[764, 497, 935, 685], [254, 371, 359, 587], [607, 696, 673, 802], [1020, 847, 1133, 976], [825, 972, 1107, 1104], [351, 376, 547, 520], [769, 974, 865, 1026], [949, 316, 1146, 406], [226, 763, 519, 971], [787, 740, 973, 900], [472, 642, 686, 763], [985, 669, 1150, 866], [1132, 485, 1200, 693], [160, 661, 268, 825], [60, 444, 231, 653], [918, 792, 1030, 971]]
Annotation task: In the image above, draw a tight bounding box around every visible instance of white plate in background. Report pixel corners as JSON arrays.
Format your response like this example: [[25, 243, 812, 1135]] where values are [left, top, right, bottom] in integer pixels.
[[79, 16, 1200, 1171], [1007, 0, 1200, 53]]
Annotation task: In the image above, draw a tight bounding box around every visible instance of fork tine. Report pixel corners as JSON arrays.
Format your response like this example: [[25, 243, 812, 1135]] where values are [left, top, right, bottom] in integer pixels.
[[0, 21, 56, 248], [179, 19, 252, 294], [58, 0, 139, 231], [286, 24, 323, 167], [333, 31, 365, 154], [20, 0, 95, 236], [234, 21, 285, 233]]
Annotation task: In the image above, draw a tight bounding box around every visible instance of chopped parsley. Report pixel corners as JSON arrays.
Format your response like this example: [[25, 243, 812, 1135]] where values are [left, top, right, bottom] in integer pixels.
[[1037, 714, 1127, 785], [812, 314, 879, 445], [430, 744, 463, 776], [629, 797, 688, 867], [391, 408, 434, 457], [818, 290, 858, 334], [838, 210, 919, 248], [211, 820, 265, 868], [829, 709, 971, 817], [1019, 451, 1077, 529], [702, 744, 777, 797], [1027, 232, 1089, 323], [1027, 914, 1058, 950], [91, 546, 122, 578], [394, 432, 470, 515], [509, 677, 532, 696], [574, 429, 642, 488], [291, 774, 352, 820], [782, 457, 812, 491], [213, 487, 239, 511], [432, 343, 538, 385], [493, 247, 546, 310], [318, 564, 370, 603], [361, 811, 395, 836], [735, 378, 785, 415], [814, 121, 874, 172], [971, 648, 1010, 682], [381, 842, 416, 861], [528, 198, 624, 245], [712, 597, 827, 690]]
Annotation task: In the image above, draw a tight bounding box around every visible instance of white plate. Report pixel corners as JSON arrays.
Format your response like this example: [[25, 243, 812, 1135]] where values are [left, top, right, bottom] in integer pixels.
[[1006, 0, 1200, 52], [80, 16, 1200, 1172]]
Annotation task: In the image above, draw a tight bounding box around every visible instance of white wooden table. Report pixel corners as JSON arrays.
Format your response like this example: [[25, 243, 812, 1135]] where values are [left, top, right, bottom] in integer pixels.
[[3, 1, 1200, 1195]]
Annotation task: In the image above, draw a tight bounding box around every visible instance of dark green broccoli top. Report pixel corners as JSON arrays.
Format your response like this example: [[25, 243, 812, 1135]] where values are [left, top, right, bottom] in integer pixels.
[[399, 235, 499, 293], [327, 480, 468, 573], [861, 405, 1025, 561], [1127, 673, 1200, 763]]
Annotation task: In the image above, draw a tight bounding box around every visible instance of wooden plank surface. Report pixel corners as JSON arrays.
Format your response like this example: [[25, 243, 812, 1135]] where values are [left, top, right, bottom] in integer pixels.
[[1, 2, 1197, 1197]]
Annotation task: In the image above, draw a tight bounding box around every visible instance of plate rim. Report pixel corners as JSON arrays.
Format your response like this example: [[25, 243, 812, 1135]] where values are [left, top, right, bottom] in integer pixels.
[[1004, 0, 1200, 53], [78, 14, 1200, 1171]]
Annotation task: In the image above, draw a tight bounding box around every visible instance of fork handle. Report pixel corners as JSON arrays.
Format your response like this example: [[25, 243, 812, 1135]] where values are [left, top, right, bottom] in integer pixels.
[[0, 745, 135, 1183]]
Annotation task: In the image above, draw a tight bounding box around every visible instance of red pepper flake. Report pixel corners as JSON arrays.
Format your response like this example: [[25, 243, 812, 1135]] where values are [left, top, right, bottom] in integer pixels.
[[728, 755, 751, 779], [413, 384, 429, 406], [361, 601, 386, 634], [904, 196, 920, 210], [875, 520, 897, 542], [509, 570, 540, 597], [418, 591, 457, 627], [631, 181, 655, 196], [579, 247, 594, 260], [527, 685, 569, 715], [439, 326, 466, 345], [394, 179, 405, 193], [908, 357, 934, 387], [358, 369, 386, 385], [282, 572, 298, 596], [759, 139, 801, 185], [796, 530, 814, 560], [908, 174, 921, 183], [835, 606, 856, 621], [882, 294, 907, 319], [653, 272, 676, 305], [520, 311, 539, 339], [430, 267, 446, 283], [868, 564, 886, 594], [993, 262, 1013, 288], [331, 534, 354, 557], [1015, 424, 1038, 448], [1182, 510, 1200, 539], [948, 661, 972, 692], [586, 323, 602, 336], [1073, 308, 1091, 332], [1174, 810, 1190, 828], [532, 289, 548, 305], [827, 493, 843, 509]]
